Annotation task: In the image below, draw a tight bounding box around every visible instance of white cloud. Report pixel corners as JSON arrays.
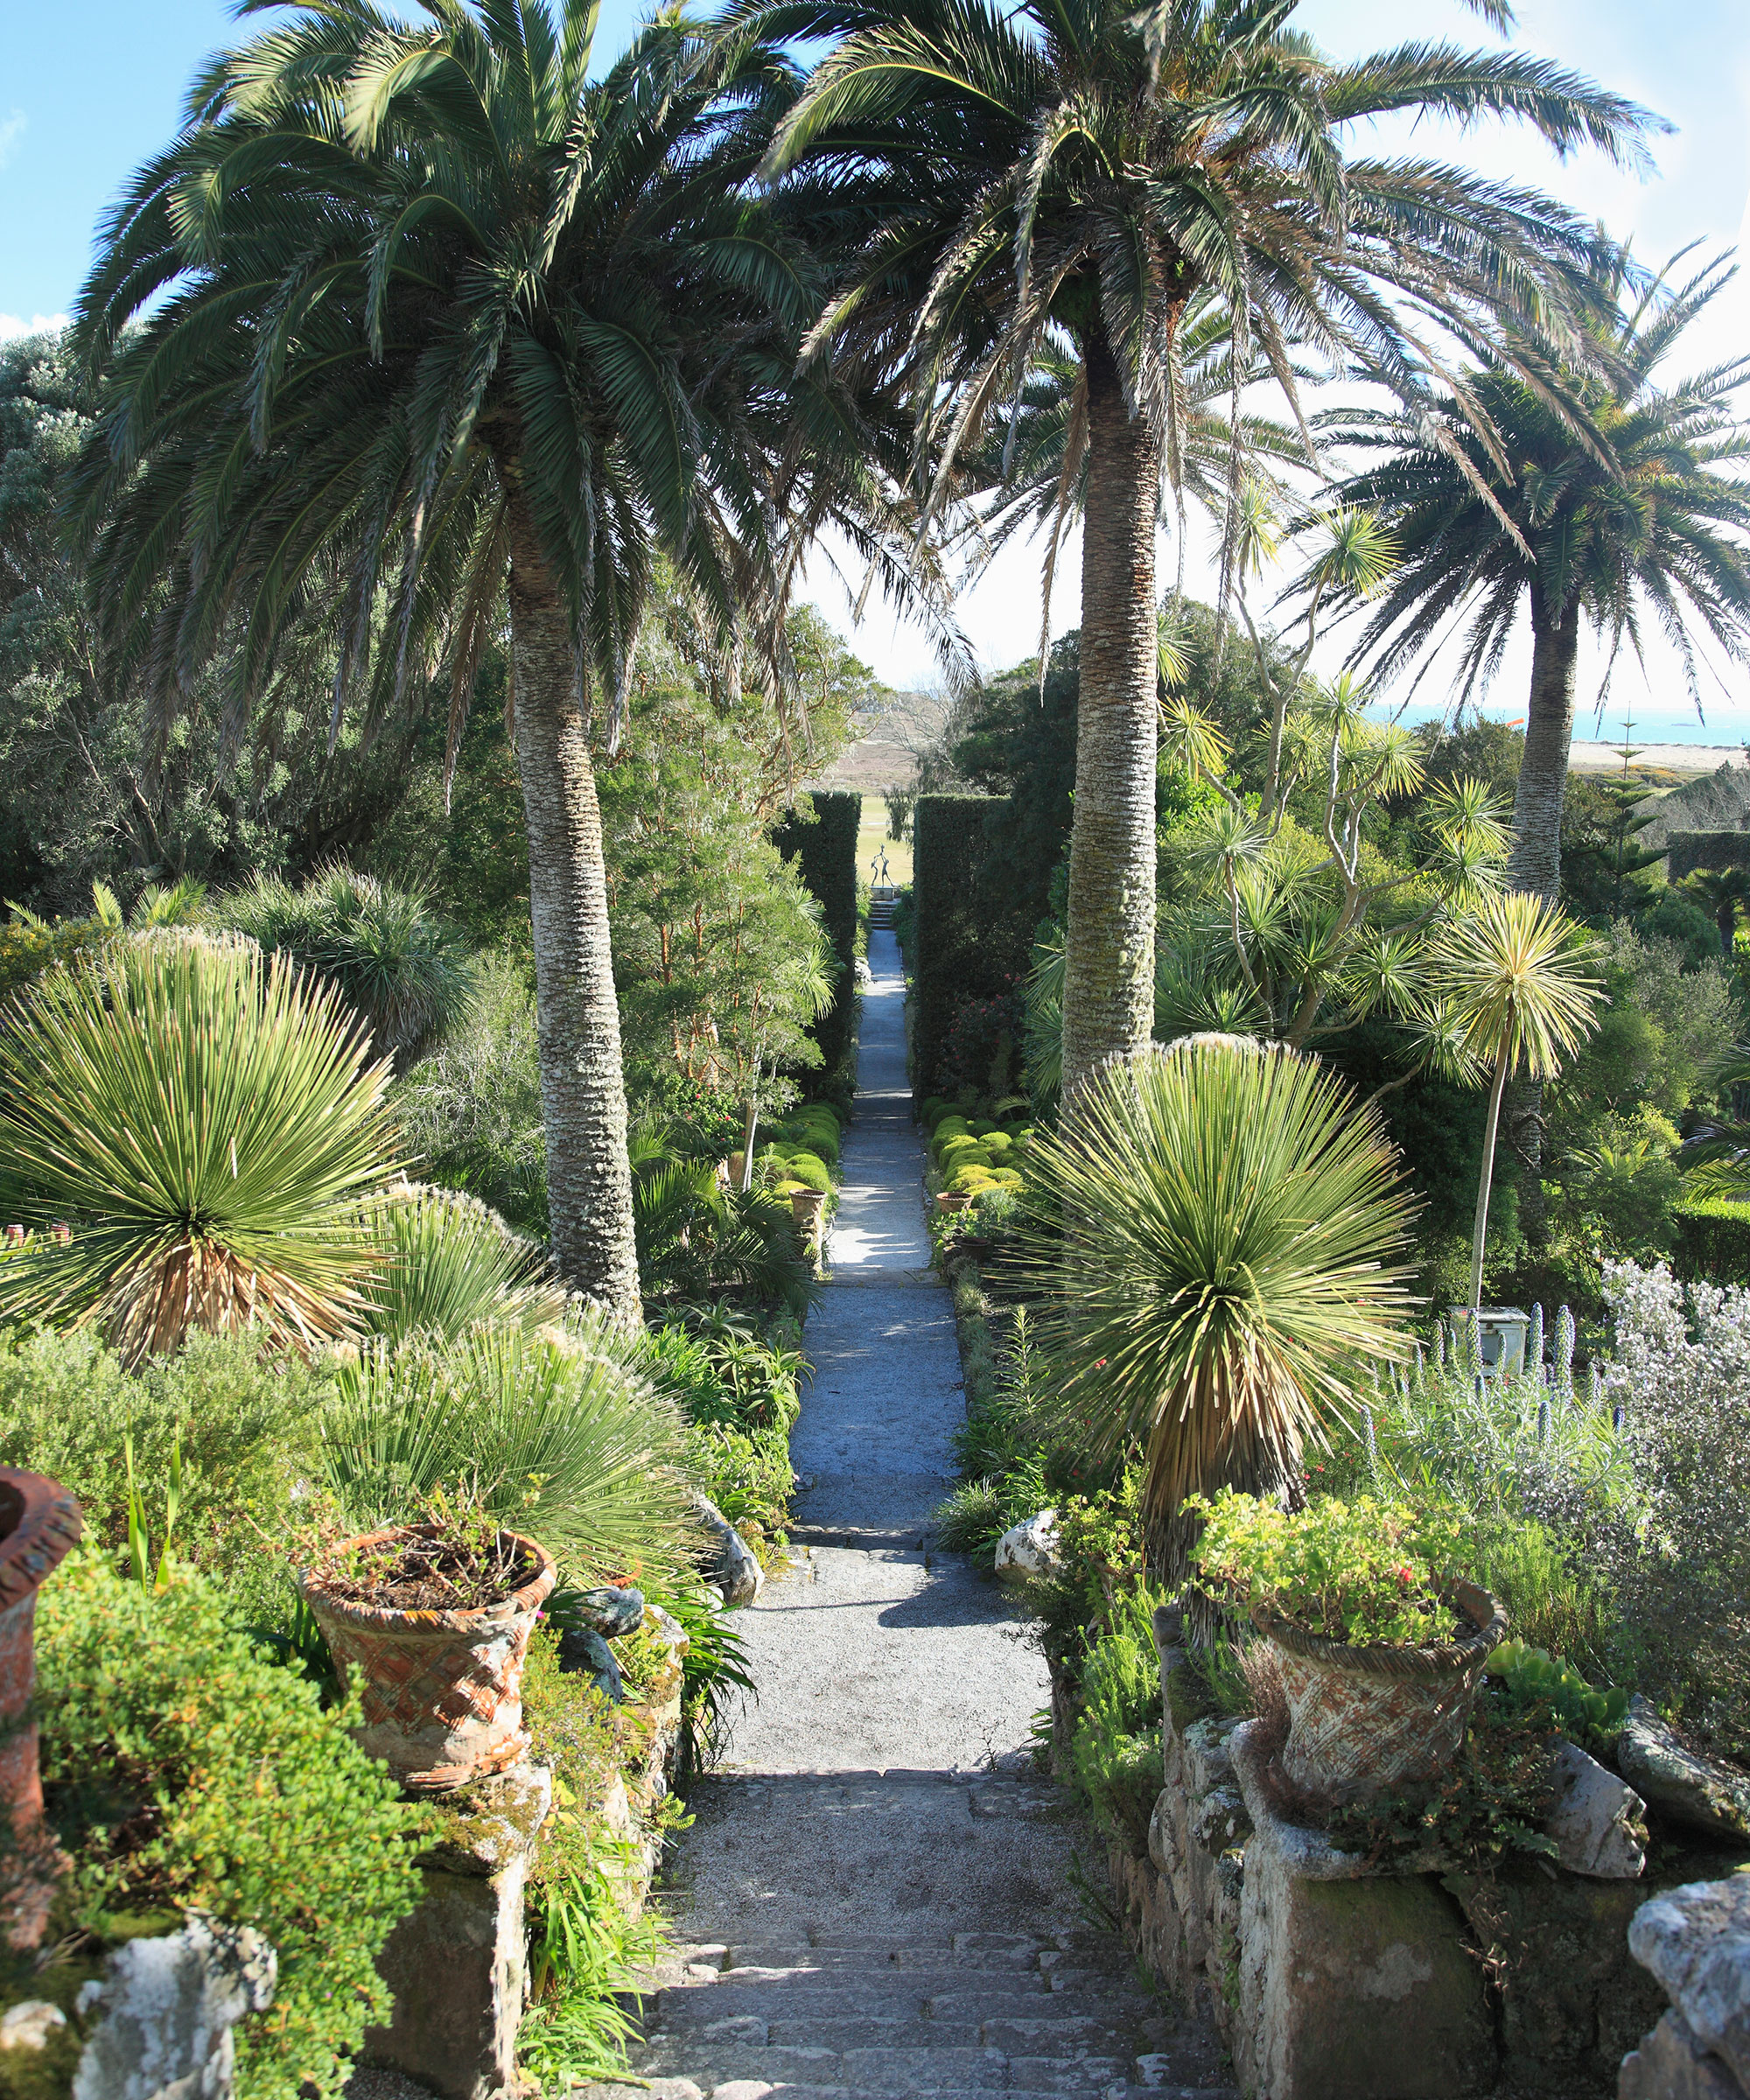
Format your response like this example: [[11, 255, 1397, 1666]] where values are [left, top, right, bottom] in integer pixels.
[[0, 111, 24, 172], [0, 313, 69, 343]]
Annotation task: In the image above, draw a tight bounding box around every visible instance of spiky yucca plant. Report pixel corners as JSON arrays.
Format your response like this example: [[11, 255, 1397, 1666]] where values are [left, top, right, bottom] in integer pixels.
[[1019, 1038, 1417, 1574], [357, 1185, 567, 1344], [319, 1320, 693, 1583], [0, 937, 402, 1360]]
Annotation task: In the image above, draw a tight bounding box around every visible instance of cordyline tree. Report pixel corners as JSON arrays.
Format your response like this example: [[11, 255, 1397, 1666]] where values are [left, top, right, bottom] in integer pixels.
[[758, 0, 1656, 1096], [67, 0, 930, 1324], [1324, 242, 1750, 904]]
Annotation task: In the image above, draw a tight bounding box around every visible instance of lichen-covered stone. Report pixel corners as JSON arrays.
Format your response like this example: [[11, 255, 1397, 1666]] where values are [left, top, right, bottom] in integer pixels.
[[1628, 1874, 1750, 2090], [362, 1764, 550, 2100], [1620, 2007, 1746, 2100], [1547, 1739, 1648, 1880], [1446, 1858, 1672, 2092], [71, 1917, 276, 2100], [1619, 1699, 1750, 1844], [1236, 1837, 1495, 2099]]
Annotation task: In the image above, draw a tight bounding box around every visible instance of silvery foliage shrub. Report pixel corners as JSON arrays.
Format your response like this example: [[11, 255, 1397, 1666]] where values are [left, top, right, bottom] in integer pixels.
[[1600, 1259, 1750, 1757]]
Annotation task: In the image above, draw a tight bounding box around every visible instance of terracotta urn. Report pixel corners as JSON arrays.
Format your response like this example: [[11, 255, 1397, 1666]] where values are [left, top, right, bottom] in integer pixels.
[[0, 1467, 83, 1947], [936, 1192, 974, 1214], [1252, 1580, 1507, 1807], [299, 1524, 556, 1793]]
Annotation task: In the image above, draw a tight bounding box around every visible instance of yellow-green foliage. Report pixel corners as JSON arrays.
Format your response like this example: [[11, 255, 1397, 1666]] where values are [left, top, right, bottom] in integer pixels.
[[947, 1163, 998, 1194], [38, 1556, 423, 2100], [780, 1152, 832, 1195]]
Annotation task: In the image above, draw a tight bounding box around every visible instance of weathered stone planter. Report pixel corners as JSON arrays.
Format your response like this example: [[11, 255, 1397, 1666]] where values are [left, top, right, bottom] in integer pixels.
[[1254, 1579, 1506, 1806], [936, 1192, 973, 1214], [299, 1525, 556, 1793], [790, 1187, 828, 1262], [1061, 1602, 1749, 2100]]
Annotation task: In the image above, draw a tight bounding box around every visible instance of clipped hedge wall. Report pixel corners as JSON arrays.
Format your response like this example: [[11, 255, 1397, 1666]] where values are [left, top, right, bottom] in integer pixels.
[[1667, 831, 1750, 881], [776, 790, 862, 1109], [913, 794, 1013, 1101], [1673, 1198, 1750, 1286]]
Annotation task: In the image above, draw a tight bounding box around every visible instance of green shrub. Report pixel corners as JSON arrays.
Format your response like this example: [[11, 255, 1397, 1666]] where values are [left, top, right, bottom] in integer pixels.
[[947, 1164, 998, 1194], [0, 1325, 326, 1631], [774, 792, 861, 1094], [0, 914, 118, 1003], [38, 1556, 422, 2100], [920, 1097, 948, 1130], [981, 1131, 1014, 1163], [912, 794, 1021, 1099], [1067, 1583, 1167, 1856], [1672, 1197, 1750, 1286], [389, 948, 548, 1235], [785, 1124, 839, 1166], [780, 1152, 832, 1195], [1188, 1488, 1468, 1646]]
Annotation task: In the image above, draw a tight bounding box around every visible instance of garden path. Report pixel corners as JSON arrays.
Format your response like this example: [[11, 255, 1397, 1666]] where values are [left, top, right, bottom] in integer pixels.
[[602, 929, 1234, 2100]]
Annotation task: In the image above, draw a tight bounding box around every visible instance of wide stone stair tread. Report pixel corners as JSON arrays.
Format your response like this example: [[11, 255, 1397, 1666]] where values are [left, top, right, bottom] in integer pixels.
[[622, 1928, 1224, 2100]]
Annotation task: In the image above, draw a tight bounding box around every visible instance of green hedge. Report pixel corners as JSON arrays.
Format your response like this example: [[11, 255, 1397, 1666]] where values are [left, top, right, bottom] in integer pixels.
[[775, 791, 861, 1109], [1667, 831, 1750, 881], [1673, 1198, 1750, 1285], [913, 794, 1014, 1101]]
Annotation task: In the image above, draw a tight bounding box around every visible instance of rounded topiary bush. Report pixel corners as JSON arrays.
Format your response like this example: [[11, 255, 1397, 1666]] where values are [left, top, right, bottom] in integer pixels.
[[781, 1152, 832, 1194], [947, 1163, 998, 1194], [38, 1555, 423, 2100], [920, 1096, 948, 1129], [981, 1131, 1014, 1163], [970, 1118, 1000, 1138], [786, 1123, 839, 1166]]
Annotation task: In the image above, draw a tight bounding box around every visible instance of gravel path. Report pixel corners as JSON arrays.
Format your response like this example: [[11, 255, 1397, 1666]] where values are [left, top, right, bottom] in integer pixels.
[[600, 930, 1236, 2100]]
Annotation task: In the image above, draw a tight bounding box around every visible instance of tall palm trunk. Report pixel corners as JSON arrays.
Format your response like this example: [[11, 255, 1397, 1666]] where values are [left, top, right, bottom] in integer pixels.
[[504, 492, 642, 1326], [1506, 593, 1581, 900], [1060, 340, 1162, 1097], [1502, 593, 1580, 1250]]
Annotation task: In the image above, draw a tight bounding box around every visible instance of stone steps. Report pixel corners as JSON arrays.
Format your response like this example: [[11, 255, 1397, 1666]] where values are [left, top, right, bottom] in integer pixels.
[[597, 1929, 1236, 2100]]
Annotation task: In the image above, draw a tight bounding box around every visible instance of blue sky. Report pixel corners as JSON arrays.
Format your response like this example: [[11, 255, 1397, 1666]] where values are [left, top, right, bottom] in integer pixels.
[[5, 0, 1750, 733]]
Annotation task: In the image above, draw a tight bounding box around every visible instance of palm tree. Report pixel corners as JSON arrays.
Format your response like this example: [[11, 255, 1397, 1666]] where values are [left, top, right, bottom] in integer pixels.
[[763, 0, 1653, 1095], [1326, 244, 1750, 903], [1683, 864, 1750, 958], [1016, 1038, 1417, 1575], [68, 1, 920, 1323], [1425, 891, 1602, 1312]]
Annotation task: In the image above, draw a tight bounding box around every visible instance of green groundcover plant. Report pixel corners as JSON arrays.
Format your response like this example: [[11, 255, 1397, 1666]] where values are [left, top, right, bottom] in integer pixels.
[[37, 1555, 423, 2100], [1187, 1488, 1468, 1647]]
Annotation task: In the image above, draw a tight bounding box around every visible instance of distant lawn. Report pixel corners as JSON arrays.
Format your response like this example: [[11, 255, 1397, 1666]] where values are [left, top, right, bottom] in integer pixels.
[[855, 795, 913, 888]]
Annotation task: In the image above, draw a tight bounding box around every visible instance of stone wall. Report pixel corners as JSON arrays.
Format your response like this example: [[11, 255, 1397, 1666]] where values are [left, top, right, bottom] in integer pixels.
[[1057, 1614, 1746, 2100]]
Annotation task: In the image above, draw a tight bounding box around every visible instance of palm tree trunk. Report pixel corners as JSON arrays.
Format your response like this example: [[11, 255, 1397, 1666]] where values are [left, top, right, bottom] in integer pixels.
[[1060, 340, 1162, 1097], [1503, 597, 1580, 1249], [1469, 1050, 1511, 1313], [1506, 596, 1581, 900], [504, 494, 641, 1326]]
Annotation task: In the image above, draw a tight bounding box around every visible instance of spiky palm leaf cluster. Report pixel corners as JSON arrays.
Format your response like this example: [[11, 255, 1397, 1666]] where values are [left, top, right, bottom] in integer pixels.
[[357, 1182, 567, 1342], [68, 0, 934, 774], [1017, 1038, 1418, 1572], [219, 864, 477, 1069], [0, 935, 402, 1360], [319, 1316, 693, 1581], [1322, 244, 1750, 712], [760, 0, 1655, 556]]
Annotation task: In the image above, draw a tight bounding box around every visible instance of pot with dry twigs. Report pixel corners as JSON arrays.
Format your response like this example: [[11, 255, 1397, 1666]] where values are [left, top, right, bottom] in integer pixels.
[[298, 1513, 556, 1793]]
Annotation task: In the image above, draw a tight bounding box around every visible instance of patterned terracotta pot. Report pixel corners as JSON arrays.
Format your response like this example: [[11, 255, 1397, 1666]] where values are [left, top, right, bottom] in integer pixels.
[[299, 1525, 556, 1794], [936, 1192, 973, 1214], [1254, 1580, 1507, 1808], [0, 1467, 83, 1949], [789, 1188, 827, 1255]]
